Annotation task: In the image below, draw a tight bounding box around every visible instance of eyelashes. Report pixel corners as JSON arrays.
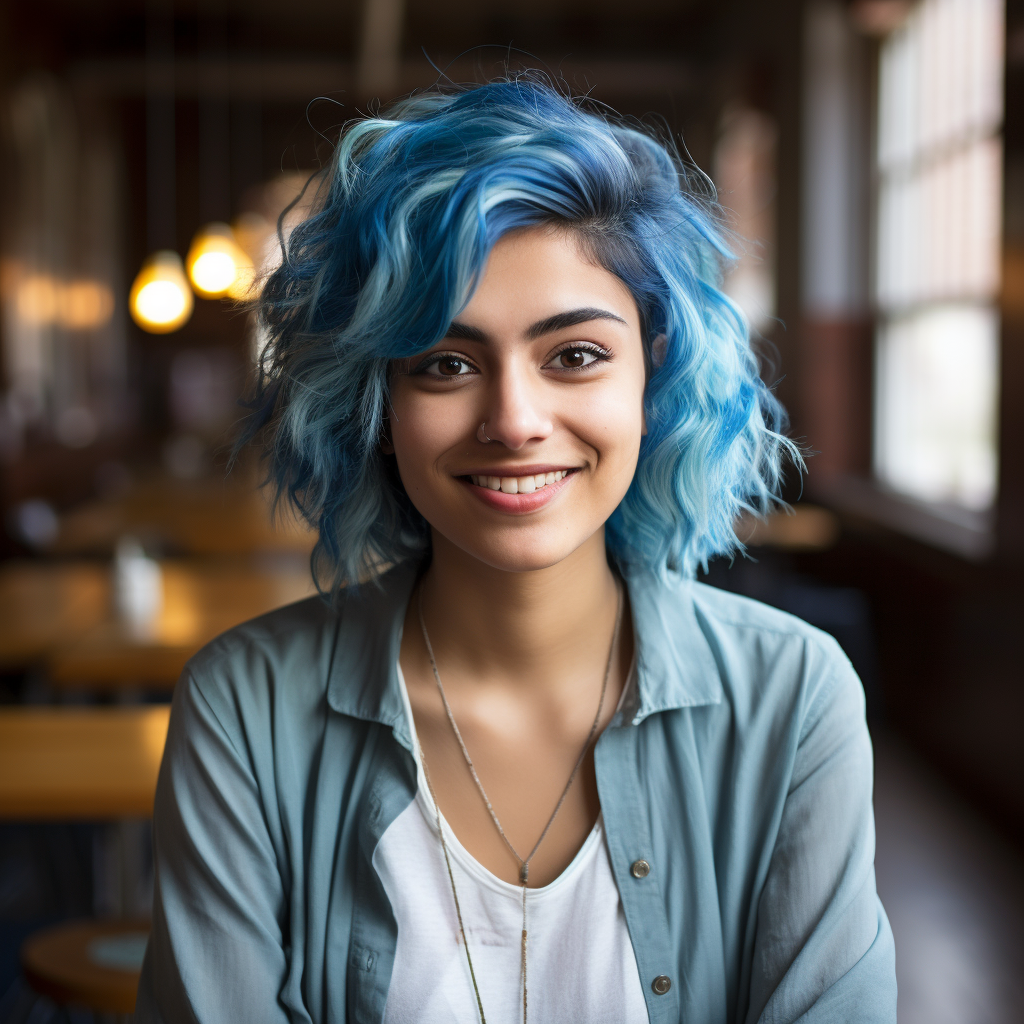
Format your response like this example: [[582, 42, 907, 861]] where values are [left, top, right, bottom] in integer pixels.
[[411, 342, 612, 379]]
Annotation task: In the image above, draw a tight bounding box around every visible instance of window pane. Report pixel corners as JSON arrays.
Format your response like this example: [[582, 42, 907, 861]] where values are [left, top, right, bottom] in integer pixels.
[[874, 304, 998, 509], [713, 105, 778, 334], [874, 0, 1003, 511]]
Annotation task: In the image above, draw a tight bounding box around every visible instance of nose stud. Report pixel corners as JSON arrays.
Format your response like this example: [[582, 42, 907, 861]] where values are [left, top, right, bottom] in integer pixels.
[[477, 422, 492, 443]]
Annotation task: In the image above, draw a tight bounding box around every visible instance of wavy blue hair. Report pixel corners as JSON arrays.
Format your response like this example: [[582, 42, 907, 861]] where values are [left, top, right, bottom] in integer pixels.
[[243, 79, 797, 590]]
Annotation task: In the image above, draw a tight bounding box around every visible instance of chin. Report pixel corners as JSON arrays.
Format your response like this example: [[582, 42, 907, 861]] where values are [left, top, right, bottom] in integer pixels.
[[472, 548, 574, 574], [437, 521, 601, 575]]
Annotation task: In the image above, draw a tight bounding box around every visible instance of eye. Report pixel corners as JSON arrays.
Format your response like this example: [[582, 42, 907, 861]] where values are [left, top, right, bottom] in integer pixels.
[[417, 354, 477, 378], [545, 345, 607, 371]]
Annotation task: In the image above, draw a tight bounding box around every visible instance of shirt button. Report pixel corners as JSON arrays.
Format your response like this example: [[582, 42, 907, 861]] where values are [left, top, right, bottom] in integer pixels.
[[652, 975, 672, 996], [630, 859, 651, 879]]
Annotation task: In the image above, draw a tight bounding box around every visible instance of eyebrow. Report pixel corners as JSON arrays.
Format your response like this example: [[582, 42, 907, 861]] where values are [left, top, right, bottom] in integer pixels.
[[444, 306, 629, 343]]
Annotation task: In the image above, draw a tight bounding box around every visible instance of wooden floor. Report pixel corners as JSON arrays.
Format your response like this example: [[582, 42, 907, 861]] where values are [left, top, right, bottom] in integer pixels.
[[873, 731, 1024, 1024]]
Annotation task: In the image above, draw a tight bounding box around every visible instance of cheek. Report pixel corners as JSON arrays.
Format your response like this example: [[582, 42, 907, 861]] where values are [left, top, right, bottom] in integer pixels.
[[388, 388, 468, 487], [573, 381, 646, 473]]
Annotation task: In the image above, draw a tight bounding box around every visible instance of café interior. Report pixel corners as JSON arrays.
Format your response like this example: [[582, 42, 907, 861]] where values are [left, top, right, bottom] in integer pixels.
[[1, 0, 1023, 1020]]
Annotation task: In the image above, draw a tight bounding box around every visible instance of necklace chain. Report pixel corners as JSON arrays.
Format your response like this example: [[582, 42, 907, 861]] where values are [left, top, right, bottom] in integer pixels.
[[416, 582, 623, 1024]]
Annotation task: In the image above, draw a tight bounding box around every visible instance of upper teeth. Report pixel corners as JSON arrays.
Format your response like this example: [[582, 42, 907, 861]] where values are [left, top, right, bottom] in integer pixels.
[[470, 470, 569, 494]]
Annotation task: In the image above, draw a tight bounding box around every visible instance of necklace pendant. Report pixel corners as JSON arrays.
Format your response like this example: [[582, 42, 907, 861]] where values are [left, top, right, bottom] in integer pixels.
[[519, 864, 529, 885]]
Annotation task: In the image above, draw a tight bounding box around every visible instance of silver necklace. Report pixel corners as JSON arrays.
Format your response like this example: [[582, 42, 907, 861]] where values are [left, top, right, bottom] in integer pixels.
[[416, 583, 623, 1024]]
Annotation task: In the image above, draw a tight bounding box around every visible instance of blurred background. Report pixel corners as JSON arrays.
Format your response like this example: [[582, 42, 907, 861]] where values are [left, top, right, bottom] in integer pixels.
[[0, 0, 1022, 1020]]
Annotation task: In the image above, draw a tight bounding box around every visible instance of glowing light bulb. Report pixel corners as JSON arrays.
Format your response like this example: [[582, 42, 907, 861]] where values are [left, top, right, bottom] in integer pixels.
[[129, 251, 193, 333], [186, 223, 245, 298]]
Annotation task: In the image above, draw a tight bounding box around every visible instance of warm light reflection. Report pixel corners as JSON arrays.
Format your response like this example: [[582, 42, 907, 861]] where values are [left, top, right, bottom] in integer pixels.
[[11, 274, 115, 329], [141, 706, 172, 772], [158, 568, 201, 645], [232, 212, 272, 260], [129, 251, 193, 333], [16, 275, 60, 325], [229, 213, 273, 302], [59, 280, 115, 329], [226, 249, 257, 301], [186, 223, 245, 298]]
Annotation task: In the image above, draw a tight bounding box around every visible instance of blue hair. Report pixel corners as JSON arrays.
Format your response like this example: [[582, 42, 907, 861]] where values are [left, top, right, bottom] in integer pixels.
[[244, 78, 798, 590]]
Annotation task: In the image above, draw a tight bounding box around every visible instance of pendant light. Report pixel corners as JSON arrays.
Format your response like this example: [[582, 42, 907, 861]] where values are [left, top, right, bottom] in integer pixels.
[[188, 0, 247, 302], [186, 221, 246, 298], [129, 250, 193, 332], [129, 0, 191, 334], [130, 249, 192, 332]]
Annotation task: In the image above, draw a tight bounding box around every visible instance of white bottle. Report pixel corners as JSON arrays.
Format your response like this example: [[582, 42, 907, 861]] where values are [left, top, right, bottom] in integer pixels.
[[114, 536, 163, 638]]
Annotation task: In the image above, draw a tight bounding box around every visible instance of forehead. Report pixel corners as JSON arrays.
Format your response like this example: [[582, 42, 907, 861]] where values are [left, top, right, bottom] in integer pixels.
[[460, 226, 639, 331]]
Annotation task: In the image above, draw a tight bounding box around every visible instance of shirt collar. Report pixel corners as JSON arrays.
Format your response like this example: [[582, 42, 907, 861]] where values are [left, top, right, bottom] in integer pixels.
[[326, 560, 722, 737], [624, 570, 723, 722], [327, 560, 419, 749]]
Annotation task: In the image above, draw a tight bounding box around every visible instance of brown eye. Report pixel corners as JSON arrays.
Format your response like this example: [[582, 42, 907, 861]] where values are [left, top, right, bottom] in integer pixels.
[[416, 352, 476, 378], [547, 346, 602, 370], [437, 357, 466, 376]]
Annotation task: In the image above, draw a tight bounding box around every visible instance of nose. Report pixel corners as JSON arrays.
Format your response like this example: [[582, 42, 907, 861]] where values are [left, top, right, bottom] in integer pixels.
[[479, 362, 553, 450]]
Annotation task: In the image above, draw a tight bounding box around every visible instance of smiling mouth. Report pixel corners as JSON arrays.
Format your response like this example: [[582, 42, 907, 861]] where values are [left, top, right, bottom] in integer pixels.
[[466, 469, 574, 494]]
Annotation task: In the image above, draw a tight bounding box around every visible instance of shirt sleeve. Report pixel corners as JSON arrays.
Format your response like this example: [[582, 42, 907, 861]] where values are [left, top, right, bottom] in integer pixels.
[[135, 669, 301, 1024], [745, 646, 897, 1024]]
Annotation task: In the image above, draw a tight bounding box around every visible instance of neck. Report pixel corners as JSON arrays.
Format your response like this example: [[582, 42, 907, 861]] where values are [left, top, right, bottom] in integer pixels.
[[417, 529, 622, 693]]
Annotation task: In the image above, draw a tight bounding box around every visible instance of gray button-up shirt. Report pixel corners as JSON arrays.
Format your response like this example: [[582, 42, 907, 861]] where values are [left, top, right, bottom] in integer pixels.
[[136, 560, 896, 1023]]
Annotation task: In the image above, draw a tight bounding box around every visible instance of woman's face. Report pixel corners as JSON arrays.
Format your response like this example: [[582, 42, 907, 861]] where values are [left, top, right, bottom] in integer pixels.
[[388, 225, 647, 573]]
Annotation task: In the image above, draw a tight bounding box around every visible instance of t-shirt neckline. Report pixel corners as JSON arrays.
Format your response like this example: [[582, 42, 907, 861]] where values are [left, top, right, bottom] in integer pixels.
[[394, 659, 634, 899]]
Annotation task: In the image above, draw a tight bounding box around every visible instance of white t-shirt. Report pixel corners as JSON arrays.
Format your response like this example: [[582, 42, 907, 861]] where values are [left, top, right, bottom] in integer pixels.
[[373, 666, 649, 1024]]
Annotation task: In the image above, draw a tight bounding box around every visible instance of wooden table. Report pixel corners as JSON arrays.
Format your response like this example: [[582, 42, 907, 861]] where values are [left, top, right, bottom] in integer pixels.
[[0, 561, 108, 671], [0, 558, 317, 687], [0, 706, 170, 819], [49, 559, 317, 689], [49, 472, 315, 558], [22, 918, 151, 1013], [737, 504, 841, 551]]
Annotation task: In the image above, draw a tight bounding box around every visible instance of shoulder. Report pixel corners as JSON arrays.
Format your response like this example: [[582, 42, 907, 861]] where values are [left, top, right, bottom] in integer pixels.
[[168, 594, 340, 755], [185, 592, 340, 698], [178, 561, 416, 744], [689, 580, 843, 651], [700, 582, 863, 734], [643, 575, 862, 732]]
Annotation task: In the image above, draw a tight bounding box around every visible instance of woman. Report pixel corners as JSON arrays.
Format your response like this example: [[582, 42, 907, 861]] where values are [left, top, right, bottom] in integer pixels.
[[137, 81, 896, 1023]]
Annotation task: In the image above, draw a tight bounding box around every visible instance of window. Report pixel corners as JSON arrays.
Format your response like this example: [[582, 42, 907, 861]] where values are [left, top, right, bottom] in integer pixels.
[[714, 103, 778, 337], [873, 0, 1004, 511]]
